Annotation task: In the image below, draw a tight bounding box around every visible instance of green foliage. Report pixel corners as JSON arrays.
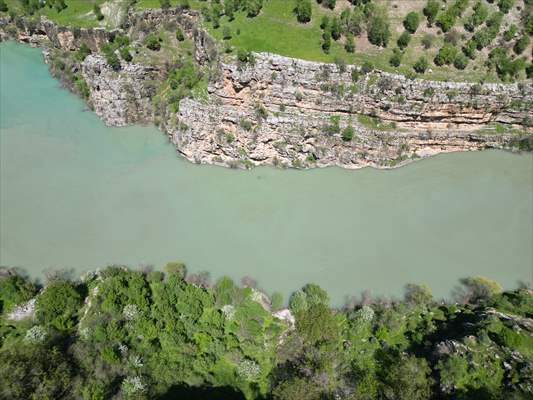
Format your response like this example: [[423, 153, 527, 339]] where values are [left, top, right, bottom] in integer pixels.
[[423, 0, 440, 26], [176, 27, 185, 41], [0, 274, 36, 314], [75, 42, 91, 62], [0, 0, 8, 12], [498, 0, 515, 13], [390, 48, 403, 67], [513, 35, 530, 55], [465, 1, 488, 31], [0, 344, 74, 399], [454, 53, 469, 69], [434, 44, 458, 66], [367, 15, 391, 47], [294, 0, 312, 23], [1, 269, 532, 399], [93, 3, 103, 21], [144, 32, 162, 51], [413, 56, 429, 73], [380, 354, 432, 400], [458, 276, 503, 302], [36, 281, 82, 331], [342, 125, 355, 141], [397, 31, 411, 50], [403, 12, 420, 34], [404, 283, 433, 305]]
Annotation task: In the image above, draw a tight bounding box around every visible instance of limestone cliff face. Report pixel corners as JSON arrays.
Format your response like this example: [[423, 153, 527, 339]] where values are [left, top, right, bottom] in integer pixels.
[[81, 55, 160, 126], [172, 53, 532, 168], [1, 11, 531, 170]]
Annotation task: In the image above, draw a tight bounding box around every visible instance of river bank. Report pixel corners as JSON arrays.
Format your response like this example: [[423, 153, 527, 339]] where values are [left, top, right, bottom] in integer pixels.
[[1, 8, 531, 170], [1, 41, 532, 304]]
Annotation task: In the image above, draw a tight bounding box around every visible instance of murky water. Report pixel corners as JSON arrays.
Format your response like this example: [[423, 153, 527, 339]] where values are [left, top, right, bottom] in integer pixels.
[[1, 42, 532, 304]]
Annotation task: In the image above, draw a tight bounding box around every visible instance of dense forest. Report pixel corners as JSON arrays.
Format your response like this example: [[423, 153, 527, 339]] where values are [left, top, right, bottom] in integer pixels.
[[0, 264, 532, 399]]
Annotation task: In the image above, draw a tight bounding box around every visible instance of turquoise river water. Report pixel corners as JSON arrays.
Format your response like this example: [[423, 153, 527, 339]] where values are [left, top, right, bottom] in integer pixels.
[[1, 42, 532, 304]]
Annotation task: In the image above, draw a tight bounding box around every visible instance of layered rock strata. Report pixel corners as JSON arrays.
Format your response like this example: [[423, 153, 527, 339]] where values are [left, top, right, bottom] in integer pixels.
[[1, 10, 531, 169]]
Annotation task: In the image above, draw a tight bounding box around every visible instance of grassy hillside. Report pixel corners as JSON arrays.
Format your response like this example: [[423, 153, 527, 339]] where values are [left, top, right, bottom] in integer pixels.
[[2, 0, 532, 82]]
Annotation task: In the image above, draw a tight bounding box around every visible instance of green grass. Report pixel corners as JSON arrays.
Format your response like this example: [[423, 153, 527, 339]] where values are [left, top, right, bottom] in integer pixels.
[[357, 114, 396, 131], [3, 0, 108, 28]]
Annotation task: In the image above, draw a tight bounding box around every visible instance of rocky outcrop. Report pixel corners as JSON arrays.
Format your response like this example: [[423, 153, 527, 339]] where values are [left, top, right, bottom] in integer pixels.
[[81, 55, 161, 126], [171, 53, 532, 169], [1, 10, 531, 170]]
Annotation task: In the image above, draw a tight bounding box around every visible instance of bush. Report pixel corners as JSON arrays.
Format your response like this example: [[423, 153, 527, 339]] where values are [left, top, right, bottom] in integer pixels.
[[75, 43, 91, 62], [423, 0, 440, 25], [342, 126, 355, 141], [458, 276, 503, 303], [294, 0, 312, 23], [237, 49, 254, 64], [464, 1, 488, 31], [403, 12, 420, 33], [331, 17, 341, 40], [413, 56, 429, 73], [345, 34, 355, 53], [434, 44, 458, 66], [397, 31, 411, 50], [93, 3, 104, 21], [223, 26, 232, 40], [368, 15, 391, 47], [437, 11, 456, 32], [361, 61, 374, 74], [322, 30, 331, 53], [513, 35, 530, 55], [144, 33, 161, 51], [176, 28, 185, 41], [453, 53, 468, 69], [503, 24, 517, 41], [498, 0, 515, 13], [421, 34, 433, 49], [36, 281, 82, 331], [462, 40, 477, 59], [389, 48, 403, 67], [119, 46, 132, 62], [159, 0, 171, 8], [0, 275, 36, 314], [0, 0, 7, 12]]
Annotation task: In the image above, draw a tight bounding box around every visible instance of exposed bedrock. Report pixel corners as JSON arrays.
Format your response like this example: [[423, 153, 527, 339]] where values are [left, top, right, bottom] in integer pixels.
[[1, 10, 532, 169]]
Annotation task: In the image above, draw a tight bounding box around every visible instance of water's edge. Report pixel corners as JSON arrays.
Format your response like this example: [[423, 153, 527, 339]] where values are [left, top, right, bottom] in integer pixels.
[[1, 42, 532, 305]]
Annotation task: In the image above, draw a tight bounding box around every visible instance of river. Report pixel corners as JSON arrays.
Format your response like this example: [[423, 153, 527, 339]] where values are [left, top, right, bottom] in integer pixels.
[[1, 42, 532, 304]]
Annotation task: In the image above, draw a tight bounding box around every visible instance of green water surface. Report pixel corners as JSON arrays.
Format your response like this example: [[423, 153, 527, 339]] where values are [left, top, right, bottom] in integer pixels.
[[1, 42, 532, 304]]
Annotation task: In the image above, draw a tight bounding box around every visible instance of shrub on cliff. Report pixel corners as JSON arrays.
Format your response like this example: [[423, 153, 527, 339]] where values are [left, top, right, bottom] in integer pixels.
[[0, 0, 8, 13], [294, 0, 312, 23]]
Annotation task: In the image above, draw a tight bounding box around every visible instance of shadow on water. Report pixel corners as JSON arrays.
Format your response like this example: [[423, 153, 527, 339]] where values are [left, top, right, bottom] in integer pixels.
[[158, 385, 247, 400]]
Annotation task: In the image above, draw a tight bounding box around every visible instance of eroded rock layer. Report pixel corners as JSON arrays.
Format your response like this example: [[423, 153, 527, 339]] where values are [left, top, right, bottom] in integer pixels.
[[1, 10, 531, 170]]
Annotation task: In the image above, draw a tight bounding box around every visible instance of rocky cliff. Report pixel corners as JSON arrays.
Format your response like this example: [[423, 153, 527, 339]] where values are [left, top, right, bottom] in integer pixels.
[[1, 9, 531, 170], [172, 53, 532, 169]]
